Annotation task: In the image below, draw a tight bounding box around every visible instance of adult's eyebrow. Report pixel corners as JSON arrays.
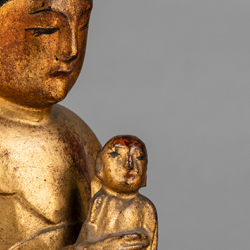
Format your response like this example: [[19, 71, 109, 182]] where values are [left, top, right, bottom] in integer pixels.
[[29, 6, 52, 15], [85, 3, 93, 12], [80, 6, 92, 18], [29, 6, 68, 20]]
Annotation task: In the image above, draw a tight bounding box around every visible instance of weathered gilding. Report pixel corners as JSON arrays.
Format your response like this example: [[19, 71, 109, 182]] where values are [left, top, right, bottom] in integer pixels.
[[0, 0, 101, 249]]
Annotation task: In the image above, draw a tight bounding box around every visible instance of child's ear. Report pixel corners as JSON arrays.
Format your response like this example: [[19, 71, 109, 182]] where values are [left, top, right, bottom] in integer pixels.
[[95, 152, 104, 181]]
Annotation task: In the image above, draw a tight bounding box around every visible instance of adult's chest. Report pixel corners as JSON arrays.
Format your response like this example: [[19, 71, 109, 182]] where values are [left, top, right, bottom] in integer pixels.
[[0, 122, 87, 223]]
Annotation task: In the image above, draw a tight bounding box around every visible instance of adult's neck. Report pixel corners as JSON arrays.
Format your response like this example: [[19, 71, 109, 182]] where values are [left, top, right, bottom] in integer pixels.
[[102, 186, 138, 199], [0, 97, 52, 126]]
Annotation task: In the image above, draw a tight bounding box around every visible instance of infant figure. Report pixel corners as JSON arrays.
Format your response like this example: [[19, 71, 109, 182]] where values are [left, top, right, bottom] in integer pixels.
[[74, 135, 158, 250]]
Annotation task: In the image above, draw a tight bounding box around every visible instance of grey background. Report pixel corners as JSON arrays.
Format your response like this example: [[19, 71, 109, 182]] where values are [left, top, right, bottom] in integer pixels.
[[62, 0, 250, 249]]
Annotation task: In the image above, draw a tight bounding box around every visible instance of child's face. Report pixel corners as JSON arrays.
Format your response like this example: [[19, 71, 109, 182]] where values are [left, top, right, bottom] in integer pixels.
[[101, 143, 147, 194]]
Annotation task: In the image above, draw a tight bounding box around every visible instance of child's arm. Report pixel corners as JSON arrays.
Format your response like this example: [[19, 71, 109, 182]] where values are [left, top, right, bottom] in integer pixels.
[[144, 219, 158, 250], [150, 219, 158, 250], [73, 193, 105, 249], [143, 200, 158, 250]]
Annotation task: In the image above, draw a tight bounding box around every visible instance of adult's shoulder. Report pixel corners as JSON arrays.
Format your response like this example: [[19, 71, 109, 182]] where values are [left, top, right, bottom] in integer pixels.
[[52, 104, 102, 195], [52, 104, 99, 141]]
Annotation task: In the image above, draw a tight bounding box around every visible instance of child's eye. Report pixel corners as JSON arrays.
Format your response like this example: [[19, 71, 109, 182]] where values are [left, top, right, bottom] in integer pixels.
[[109, 151, 120, 158], [25, 28, 59, 37], [137, 155, 146, 161]]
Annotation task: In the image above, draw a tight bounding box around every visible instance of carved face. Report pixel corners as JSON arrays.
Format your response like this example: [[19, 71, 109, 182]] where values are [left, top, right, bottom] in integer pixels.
[[0, 0, 92, 107], [98, 136, 148, 194]]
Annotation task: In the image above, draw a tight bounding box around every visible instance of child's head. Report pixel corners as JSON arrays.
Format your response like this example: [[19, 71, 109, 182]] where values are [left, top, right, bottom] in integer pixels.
[[96, 135, 148, 194]]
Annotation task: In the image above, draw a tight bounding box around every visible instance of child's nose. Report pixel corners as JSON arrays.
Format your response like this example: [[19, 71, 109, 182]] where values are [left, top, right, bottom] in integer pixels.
[[128, 160, 134, 170], [126, 154, 134, 170]]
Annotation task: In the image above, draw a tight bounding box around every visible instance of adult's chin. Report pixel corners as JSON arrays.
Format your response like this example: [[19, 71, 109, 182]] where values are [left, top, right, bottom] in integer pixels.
[[41, 76, 77, 105]]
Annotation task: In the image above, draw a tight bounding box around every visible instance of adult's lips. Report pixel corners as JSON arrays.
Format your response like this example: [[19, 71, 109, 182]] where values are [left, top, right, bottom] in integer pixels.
[[50, 70, 73, 77]]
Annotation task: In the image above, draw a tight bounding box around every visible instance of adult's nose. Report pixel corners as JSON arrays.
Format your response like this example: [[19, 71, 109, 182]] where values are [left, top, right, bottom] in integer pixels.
[[56, 26, 78, 62]]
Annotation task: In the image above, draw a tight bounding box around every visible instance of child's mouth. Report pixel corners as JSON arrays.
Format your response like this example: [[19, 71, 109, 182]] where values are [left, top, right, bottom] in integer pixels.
[[125, 172, 133, 179]]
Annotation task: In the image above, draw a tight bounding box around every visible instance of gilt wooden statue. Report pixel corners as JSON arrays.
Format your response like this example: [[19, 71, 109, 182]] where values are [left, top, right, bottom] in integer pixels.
[[0, 1, 158, 249]]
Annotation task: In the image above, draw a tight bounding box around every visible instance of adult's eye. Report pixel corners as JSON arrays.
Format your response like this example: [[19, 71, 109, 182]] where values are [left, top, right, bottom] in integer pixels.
[[25, 28, 59, 37], [80, 23, 89, 31], [109, 151, 120, 158], [137, 155, 146, 161]]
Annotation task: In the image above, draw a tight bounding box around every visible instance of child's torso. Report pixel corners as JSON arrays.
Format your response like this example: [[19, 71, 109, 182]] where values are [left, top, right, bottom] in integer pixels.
[[86, 195, 147, 242]]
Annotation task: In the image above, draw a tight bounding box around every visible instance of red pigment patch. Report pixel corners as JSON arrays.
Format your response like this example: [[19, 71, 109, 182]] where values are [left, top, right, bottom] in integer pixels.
[[113, 136, 142, 150], [112, 136, 147, 169], [125, 173, 133, 178]]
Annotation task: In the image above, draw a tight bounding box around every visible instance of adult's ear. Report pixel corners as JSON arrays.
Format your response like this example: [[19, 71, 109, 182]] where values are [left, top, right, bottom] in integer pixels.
[[141, 173, 147, 187], [95, 152, 104, 181]]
